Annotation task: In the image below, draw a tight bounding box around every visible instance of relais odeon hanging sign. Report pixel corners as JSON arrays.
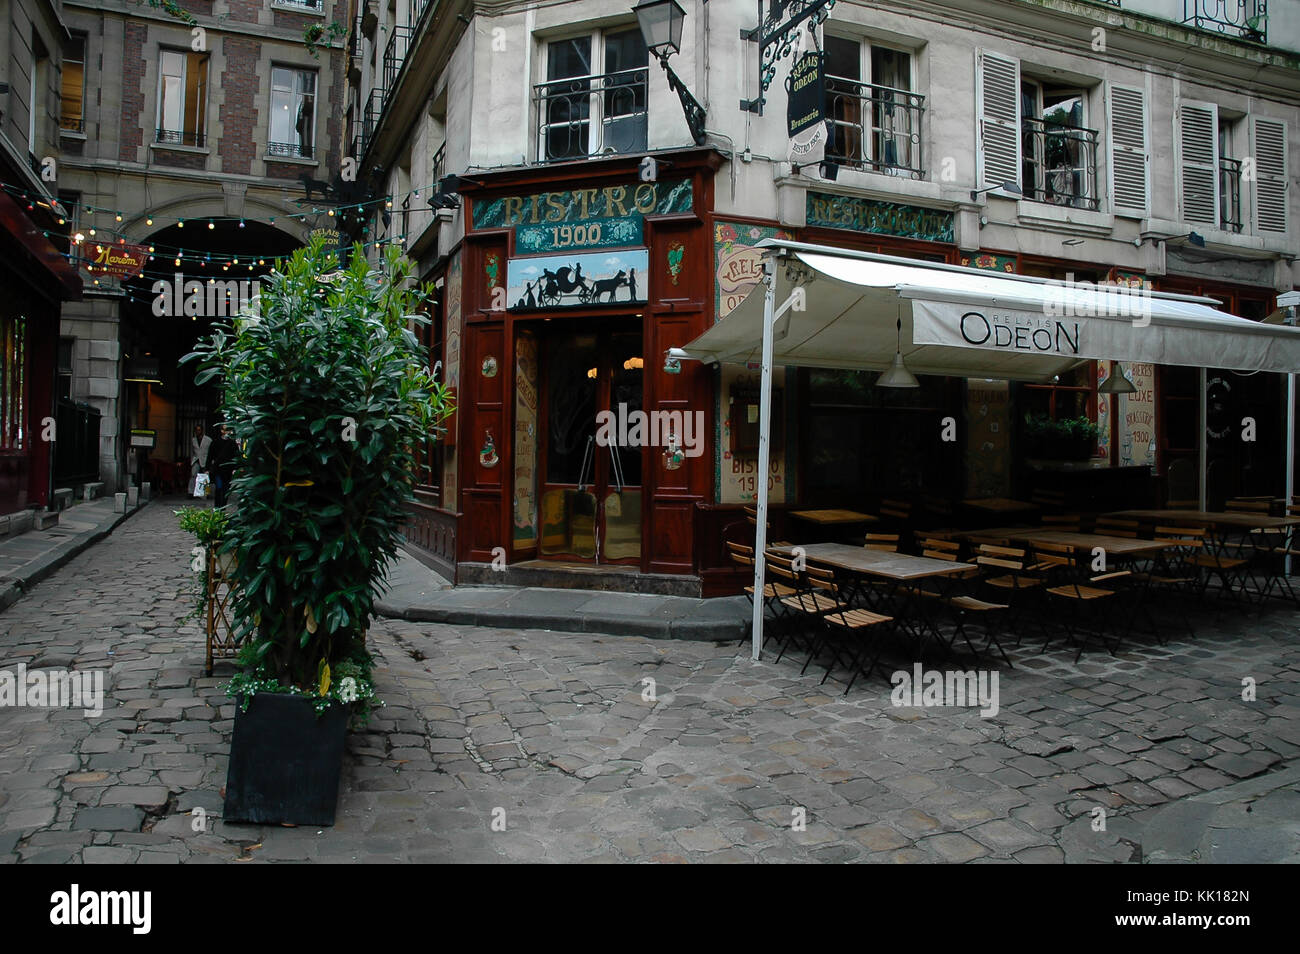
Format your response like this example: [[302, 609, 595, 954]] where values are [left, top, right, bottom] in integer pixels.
[[473, 179, 693, 255]]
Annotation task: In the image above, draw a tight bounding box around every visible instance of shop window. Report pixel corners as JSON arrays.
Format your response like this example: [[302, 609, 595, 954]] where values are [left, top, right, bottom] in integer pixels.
[[269, 66, 317, 159], [156, 49, 208, 147], [1, 316, 27, 451], [801, 368, 958, 505], [60, 34, 86, 133], [536, 27, 647, 161], [57, 337, 74, 402], [1020, 364, 1096, 423], [823, 35, 922, 179]]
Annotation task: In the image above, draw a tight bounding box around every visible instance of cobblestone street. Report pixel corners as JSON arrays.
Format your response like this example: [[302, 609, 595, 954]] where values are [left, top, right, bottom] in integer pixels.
[[1, 502, 1297, 863]]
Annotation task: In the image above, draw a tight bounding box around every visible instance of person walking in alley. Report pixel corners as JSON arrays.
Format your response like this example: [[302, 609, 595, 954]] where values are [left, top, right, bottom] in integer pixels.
[[190, 425, 212, 498]]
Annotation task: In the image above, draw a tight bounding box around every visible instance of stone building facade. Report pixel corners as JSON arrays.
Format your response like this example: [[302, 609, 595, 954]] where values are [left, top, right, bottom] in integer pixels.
[[352, 0, 1299, 591], [54, 0, 350, 492]]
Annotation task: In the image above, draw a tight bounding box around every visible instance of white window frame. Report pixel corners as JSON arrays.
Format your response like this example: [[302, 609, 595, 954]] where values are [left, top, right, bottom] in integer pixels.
[[155, 48, 208, 147], [823, 33, 916, 176], [537, 25, 647, 162], [269, 65, 319, 159]]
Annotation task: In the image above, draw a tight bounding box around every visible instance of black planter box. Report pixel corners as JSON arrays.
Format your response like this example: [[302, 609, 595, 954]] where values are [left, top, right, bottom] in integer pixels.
[[223, 692, 348, 826]]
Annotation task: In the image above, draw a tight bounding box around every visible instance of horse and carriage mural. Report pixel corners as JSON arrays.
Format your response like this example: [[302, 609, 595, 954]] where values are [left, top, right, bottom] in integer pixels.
[[507, 249, 649, 311]]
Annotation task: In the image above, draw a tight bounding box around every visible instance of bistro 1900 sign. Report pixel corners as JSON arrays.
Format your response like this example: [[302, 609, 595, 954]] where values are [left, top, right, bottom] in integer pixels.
[[474, 179, 694, 255]]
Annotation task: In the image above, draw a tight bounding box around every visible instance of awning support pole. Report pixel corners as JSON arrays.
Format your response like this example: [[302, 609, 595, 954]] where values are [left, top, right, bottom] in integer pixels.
[[1287, 372, 1295, 577], [1199, 367, 1208, 510], [751, 256, 778, 662]]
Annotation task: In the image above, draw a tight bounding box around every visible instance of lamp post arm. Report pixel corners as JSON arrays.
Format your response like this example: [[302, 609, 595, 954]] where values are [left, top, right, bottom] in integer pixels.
[[658, 53, 708, 147]]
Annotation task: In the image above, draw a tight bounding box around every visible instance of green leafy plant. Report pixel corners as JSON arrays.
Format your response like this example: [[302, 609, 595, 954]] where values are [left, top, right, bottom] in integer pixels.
[[304, 21, 347, 58], [183, 237, 453, 718], [176, 506, 231, 623], [1023, 413, 1099, 459]]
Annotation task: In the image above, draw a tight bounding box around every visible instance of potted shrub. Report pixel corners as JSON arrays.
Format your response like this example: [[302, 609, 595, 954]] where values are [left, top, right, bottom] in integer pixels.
[[185, 237, 452, 825], [1023, 414, 1099, 461]]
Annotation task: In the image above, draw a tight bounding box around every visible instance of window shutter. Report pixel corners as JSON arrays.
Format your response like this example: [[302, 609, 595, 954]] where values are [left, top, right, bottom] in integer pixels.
[[975, 50, 1020, 190], [1177, 100, 1219, 226], [1251, 116, 1288, 234], [1108, 84, 1148, 213]]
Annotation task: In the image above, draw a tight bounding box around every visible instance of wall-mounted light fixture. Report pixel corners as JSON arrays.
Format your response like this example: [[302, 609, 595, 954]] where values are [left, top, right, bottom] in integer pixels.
[[970, 181, 1022, 202], [634, 0, 707, 146]]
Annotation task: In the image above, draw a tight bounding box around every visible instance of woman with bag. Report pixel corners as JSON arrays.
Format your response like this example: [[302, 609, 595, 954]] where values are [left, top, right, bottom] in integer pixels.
[[190, 424, 212, 498]]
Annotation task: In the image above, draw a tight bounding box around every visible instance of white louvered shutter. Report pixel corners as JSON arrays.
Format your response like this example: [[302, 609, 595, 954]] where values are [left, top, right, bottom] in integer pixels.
[[1251, 116, 1288, 234], [1108, 84, 1148, 213], [1177, 101, 1219, 226], [975, 50, 1020, 190]]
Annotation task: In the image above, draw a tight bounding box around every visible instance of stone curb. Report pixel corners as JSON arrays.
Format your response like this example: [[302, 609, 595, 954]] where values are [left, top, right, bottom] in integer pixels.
[[375, 593, 750, 642], [0, 501, 148, 612]]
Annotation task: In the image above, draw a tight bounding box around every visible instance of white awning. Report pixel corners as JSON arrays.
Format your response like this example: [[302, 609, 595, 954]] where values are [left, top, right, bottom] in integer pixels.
[[680, 241, 1300, 380]]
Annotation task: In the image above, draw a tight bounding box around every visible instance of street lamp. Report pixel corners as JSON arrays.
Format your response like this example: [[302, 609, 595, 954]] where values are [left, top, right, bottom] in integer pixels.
[[633, 0, 707, 146]]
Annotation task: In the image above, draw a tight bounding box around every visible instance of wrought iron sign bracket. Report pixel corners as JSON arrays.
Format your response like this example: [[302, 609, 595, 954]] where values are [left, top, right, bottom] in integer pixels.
[[659, 52, 708, 147], [740, 0, 837, 115]]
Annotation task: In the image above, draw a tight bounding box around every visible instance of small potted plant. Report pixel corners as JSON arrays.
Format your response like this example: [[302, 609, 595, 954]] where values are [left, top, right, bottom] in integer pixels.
[[184, 237, 452, 826]]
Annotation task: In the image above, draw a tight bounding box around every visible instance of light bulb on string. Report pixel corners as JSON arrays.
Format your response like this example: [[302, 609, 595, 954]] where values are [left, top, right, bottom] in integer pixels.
[[115, 214, 122, 222], [178, 219, 184, 228], [88, 228, 96, 236], [208, 220, 215, 229], [146, 217, 153, 226]]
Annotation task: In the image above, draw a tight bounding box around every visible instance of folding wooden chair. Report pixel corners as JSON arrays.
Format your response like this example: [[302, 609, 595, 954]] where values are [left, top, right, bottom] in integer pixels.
[[1094, 516, 1140, 538], [917, 538, 1013, 666], [1033, 541, 1132, 662], [1187, 525, 1254, 604], [799, 564, 893, 694], [862, 532, 901, 552], [728, 541, 798, 648], [744, 506, 791, 548], [976, 543, 1048, 647]]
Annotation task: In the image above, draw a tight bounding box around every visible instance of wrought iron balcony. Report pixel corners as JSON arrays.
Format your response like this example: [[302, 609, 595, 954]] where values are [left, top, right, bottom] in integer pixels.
[[1219, 156, 1243, 233], [1183, 0, 1267, 42], [824, 76, 925, 180], [268, 140, 313, 159], [382, 26, 412, 104], [1020, 118, 1099, 211], [359, 88, 384, 156], [535, 68, 648, 162], [60, 117, 85, 133], [156, 128, 205, 148], [431, 141, 446, 185]]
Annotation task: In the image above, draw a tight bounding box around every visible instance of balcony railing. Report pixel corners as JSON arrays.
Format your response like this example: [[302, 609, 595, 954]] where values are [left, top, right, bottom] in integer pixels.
[[824, 76, 926, 180], [1183, 0, 1267, 41], [432, 141, 446, 185], [156, 128, 205, 148], [1219, 156, 1243, 233], [382, 26, 412, 104], [359, 88, 384, 156], [1020, 118, 1099, 211], [274, 0, 323, 8], [60, 117, 85, 133], [535, 68, 648, 162], [268, 140, 313, 159]]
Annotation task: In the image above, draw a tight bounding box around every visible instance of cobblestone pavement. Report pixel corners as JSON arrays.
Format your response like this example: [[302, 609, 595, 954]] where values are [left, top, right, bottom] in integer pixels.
[[1, 502, 1297, 863]]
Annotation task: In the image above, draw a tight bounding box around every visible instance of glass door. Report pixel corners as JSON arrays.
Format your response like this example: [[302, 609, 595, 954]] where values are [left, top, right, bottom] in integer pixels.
[[537, 321, 642, 564]]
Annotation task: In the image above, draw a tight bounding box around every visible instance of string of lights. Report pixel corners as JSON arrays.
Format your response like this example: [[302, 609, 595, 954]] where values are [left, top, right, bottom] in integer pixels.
[[2, 174, 446, 243]]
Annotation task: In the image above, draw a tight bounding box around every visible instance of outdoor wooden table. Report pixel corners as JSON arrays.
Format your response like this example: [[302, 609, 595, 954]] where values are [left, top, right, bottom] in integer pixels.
[[787, 543, 977, 652], [788, 509, 879, 525], [962, 497, 1037, 514], [1111, 510, 1300, 604], [958, 527, 1175, 559]]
